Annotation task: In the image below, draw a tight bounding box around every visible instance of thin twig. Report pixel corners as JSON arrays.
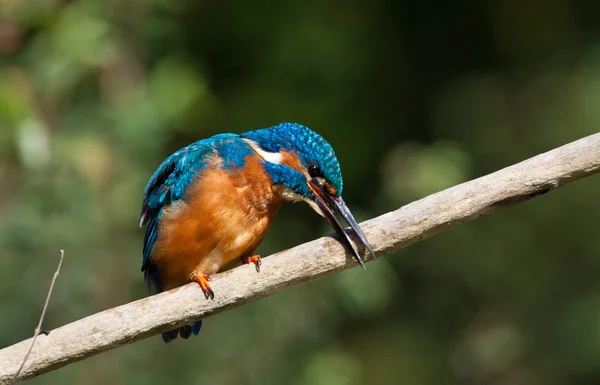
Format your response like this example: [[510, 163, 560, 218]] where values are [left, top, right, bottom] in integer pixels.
[[10, 250, 65, 385]]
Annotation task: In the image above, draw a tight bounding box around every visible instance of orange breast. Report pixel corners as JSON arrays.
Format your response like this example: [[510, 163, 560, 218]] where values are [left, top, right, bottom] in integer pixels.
[[151, 154, 283, 290]]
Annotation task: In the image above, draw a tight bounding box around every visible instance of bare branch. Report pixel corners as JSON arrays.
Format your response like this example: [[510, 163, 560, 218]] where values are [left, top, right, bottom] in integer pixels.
[[1, 133, 600, 384], [9, 250, 64, 385]]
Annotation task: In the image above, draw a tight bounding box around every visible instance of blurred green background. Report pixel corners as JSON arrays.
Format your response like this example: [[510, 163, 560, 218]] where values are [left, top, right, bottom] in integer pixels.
[[2, 1, 600, 384]]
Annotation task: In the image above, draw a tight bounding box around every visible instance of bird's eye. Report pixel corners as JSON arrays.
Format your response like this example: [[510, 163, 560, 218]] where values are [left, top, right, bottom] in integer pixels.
[[308, 163, 321, 178]]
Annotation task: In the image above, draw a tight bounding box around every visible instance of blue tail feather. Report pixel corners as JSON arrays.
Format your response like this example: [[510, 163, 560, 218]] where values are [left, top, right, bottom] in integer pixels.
[[192, 320, 202, 335], [162, 329, 178, 343], [161, 320, 203, 343]]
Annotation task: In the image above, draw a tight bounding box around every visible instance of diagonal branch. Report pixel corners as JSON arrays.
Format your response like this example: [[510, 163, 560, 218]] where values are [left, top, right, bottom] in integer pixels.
[[1, 133, 600, 384]]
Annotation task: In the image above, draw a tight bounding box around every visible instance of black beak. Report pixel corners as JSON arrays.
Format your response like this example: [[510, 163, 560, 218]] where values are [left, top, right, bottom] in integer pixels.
[[308, 180, 376, 270]]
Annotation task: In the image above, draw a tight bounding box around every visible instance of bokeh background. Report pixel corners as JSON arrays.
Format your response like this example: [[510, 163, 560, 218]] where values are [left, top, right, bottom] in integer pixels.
[[2, 1, 600, 384]]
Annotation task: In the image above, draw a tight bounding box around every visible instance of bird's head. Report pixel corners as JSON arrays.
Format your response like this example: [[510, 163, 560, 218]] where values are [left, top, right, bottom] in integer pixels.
[[241, 122, 375, 268]]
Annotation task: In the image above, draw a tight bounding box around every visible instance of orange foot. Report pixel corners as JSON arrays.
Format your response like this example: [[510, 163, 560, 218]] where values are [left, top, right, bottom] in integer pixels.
[[242, 255, 262, 273], [192, 274, 214, 300]]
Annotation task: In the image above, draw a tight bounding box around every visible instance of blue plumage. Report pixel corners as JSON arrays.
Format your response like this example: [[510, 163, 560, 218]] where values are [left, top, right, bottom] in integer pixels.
[[141, 123, 346, 287], [241, 122, 343, 195], [140, 122, 374, 344], [140, 133, 239, 227], [262, 162, 312, 197], [140, 134, 255, 343], [140, 133, 251, 283], [217, 138, 255, 169]]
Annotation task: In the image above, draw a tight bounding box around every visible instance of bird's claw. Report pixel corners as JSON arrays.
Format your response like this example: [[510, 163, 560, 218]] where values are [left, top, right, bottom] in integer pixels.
[[242, 255, 261, 273], [192, 274, 214, 300]]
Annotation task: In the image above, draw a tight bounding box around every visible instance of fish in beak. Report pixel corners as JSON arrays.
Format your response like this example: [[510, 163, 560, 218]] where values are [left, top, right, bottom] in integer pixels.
[[308, 180, 376, 269]]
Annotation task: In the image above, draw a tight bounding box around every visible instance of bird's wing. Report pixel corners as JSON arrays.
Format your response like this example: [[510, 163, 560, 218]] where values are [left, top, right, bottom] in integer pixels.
[[139, 133, 242, 273]]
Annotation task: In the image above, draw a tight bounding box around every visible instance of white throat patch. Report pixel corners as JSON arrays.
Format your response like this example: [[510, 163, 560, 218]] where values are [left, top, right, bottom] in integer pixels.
[[281, 187, 303, 202]]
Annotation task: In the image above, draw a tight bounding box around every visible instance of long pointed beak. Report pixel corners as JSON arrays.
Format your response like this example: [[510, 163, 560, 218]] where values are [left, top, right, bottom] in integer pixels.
[[308, 181, 376, 270]]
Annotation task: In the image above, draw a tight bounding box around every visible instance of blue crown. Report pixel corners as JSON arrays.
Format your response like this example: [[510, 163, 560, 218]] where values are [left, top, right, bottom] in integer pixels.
[[241, 123, 343, 197]]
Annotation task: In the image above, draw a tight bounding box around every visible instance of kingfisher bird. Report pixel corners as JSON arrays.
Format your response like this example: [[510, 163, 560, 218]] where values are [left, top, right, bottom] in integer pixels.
[[139, 122, 375, 343]]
